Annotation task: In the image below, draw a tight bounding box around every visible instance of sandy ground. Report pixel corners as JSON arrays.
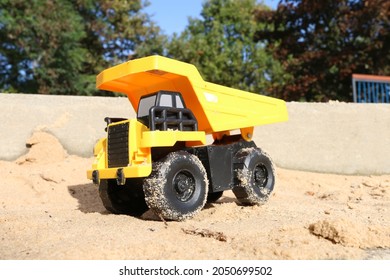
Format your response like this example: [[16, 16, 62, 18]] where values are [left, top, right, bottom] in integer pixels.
[[1, 132, 389, 260]]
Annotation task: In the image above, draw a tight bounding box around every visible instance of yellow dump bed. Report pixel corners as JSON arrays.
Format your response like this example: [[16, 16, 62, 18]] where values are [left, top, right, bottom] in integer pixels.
[[97, 55, 288, 134]]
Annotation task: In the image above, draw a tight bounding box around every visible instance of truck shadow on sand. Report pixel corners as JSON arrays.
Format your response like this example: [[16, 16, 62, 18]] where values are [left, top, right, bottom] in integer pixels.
[[68, 183, 107, 214], [68, 183, 238, 216]]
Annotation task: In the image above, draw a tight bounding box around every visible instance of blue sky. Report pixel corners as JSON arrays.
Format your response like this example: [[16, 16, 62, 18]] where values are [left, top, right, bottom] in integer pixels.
[[145, 0, 279, 36]]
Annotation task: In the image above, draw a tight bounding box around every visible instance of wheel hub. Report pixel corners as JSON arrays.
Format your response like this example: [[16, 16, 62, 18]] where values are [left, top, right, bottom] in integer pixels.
[[173, 171, 195, 202], [254, 164, 268, 189]]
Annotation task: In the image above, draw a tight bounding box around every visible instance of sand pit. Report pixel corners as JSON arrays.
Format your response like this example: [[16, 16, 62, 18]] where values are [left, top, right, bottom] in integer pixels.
[[0, 132, 389, 260]]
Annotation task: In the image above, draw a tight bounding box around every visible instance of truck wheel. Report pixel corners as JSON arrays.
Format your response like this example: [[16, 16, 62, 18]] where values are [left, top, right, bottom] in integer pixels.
[[143, 151, 208, 221], [99, 179, 149, 216], [233, 148, 275, 205]]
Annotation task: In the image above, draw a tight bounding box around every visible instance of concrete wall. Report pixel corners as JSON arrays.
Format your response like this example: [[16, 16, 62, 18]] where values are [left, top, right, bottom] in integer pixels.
[[255, 102, 390, 175], [1, 93, 389, 175]]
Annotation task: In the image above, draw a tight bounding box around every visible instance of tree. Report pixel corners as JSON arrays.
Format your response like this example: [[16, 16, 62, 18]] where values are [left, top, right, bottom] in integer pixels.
[[255, 0, 390, 101], [74, 0, 166, 67], [167, 0, 285, 95], [0, 0, 88, 94], [0, 0, 165, 95]]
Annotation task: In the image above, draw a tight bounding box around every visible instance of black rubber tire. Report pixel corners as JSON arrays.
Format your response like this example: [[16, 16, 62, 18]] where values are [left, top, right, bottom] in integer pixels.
[[207, 191, 223, 203], [232, 147, 275, 205], [99, 178, 149, 216], [143, 151, 208, 221]]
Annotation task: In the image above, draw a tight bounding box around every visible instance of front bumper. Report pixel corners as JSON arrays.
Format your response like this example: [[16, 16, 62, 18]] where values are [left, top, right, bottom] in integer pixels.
[[87, 164, 152, 185]]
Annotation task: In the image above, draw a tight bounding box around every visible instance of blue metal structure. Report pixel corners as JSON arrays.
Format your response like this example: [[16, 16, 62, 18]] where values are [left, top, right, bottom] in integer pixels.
[[353, 74, 390, 103]]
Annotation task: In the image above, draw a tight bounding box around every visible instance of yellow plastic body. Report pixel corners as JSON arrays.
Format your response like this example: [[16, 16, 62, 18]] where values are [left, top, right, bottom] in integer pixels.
[[87, 55, 288, 181], [87, 119, 206, 181], [97, 55, 288, 135]]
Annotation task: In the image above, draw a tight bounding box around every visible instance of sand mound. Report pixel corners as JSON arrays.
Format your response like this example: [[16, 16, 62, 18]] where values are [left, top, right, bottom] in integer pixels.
[[16, 131, 67, 164], [309, 219, 390, 249]]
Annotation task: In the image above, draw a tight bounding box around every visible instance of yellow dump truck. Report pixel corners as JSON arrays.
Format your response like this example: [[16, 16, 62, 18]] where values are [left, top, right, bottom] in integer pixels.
[[87, 55, 288, 220]]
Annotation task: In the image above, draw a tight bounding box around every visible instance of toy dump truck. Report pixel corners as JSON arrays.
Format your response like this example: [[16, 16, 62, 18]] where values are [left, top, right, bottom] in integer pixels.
[[87, 55, 288, 221]]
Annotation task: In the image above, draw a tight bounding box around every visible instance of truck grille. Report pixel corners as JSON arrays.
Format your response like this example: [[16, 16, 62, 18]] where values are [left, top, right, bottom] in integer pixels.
[[107, 122, 129, 168]]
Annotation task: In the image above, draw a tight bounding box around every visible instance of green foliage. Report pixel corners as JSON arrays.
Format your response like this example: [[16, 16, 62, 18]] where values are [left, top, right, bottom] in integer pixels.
[[167, 0, 286, 95], [0, 0, 87, 94], [255, 0, 390, 101], [0, 0, 165, 95], [74, 0, 166, 64]]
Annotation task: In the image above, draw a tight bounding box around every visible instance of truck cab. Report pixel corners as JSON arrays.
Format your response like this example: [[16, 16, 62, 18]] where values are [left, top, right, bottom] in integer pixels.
[[137, 91, 198, 131]]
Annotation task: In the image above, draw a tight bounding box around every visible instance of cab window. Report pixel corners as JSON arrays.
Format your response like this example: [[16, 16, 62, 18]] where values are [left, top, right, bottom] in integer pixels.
[[175, 95, 184, 108], [159, 94, 173, 107], [137, 94, 156, 118]]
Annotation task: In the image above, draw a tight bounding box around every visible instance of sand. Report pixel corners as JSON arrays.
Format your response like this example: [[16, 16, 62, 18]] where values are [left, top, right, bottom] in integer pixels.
[[1, 132, 389, 260]]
